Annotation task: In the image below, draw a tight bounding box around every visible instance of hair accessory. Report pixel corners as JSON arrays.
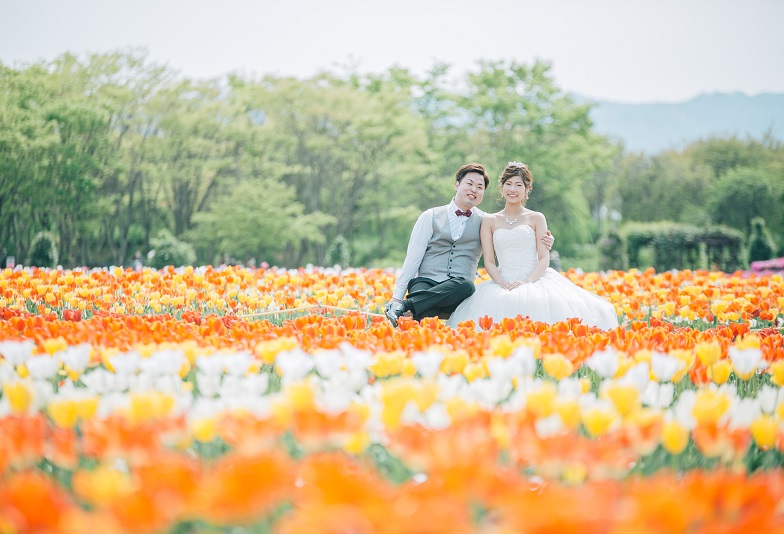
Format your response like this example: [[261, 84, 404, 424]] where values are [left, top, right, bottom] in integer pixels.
[[508, 161, 528, 170]]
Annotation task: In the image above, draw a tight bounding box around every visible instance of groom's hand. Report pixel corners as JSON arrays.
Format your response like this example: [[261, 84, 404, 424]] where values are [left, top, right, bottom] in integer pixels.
[[541, 231, 555, 251]]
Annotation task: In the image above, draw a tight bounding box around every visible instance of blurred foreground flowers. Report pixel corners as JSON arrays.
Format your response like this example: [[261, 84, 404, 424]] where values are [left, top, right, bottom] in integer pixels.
[[0, 265, 783, 532]]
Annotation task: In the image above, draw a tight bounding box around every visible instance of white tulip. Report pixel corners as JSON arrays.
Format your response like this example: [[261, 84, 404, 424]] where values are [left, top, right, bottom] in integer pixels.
[[60, 344, 91, 374], [641, 381, 674, 409], [650, 351, 683, 382], [0, 340, 35, 366], [757, 385, 780, 414], [26, 355, 60, 380], [196, 372, 221, 397], [558, 377, 583, 401], [726, 397, 761, 430], [411, 349, 444, 379], [422, 403, 452, 430], [196, 355, 224, 376], [314, 349, 343, 379], [275, 348, 314, 382], [338, 342, 372, 371], [222, 351, 253, 377], [511, 345, 537, 377], [535, 414, 565, 439], [109, 351, 141, 375], [618, 361, 651, 392], [242, 373, 269, 396], [728, 346, 763, 377], [586, 347, 619, 379], [671, 389, 697, 430]]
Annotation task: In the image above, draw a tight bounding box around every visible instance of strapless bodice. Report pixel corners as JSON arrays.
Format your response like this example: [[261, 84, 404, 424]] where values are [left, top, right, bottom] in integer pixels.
[[492, 225, 538, 281]]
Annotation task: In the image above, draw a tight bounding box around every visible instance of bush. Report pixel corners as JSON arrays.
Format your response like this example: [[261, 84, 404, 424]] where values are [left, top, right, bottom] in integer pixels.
[[598, 230, 627, 271], [27, 231, 59, 268], [747, 217, 778, 263], [147, 230, 196, 268], [325, 235, 351, 267], [620, 222, 744, 272]]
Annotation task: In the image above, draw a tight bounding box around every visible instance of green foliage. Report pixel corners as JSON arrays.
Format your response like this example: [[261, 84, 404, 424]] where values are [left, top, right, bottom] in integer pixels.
[[3, 51, 780, 271], [598, 230, 627, 271], [620, 222, 744, 272], [705, 166, 784, 238], [190, 179, 335, 266], [325, 235, 351, 267], [27, 231, 58, 268], [147, 230, 196, 268], [748, 217, 778, 263]]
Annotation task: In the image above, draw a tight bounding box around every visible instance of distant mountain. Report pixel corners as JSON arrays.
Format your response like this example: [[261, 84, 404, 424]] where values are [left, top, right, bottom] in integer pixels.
[[585, 92, 784, 154]]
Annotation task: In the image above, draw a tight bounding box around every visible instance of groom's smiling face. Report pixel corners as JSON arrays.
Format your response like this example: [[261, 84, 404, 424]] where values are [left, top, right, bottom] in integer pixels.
[[455, 172, 485, 210]]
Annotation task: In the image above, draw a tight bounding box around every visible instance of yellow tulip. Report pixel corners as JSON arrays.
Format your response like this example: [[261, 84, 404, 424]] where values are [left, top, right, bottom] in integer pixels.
[[526, 383, 557, 418], [75, 396, 100, 421], [542, 353, 574, 381], [445, 397, 478, 423], [734, 334, 761, 351], [254, 337, 299, 365], [708, 360, 732, 385], [750, 415, 778, 451], [286, 382, 316, 411], [191, 417, 218, 443], [614, 354, 634, 379], [578, 377, 593, 394], [770, 361, 784, 388], [603, 383, 640, 417], [581, 407, 617, 437], [488, 334, 515, 357], [3, 381, 33, 414], [401, 359, 418, 378], [661, 420, 690, 454], [490, 413, 511, 449], [561, 462, 588, 485], [72, 466, 133, 507], [692, 389, 731, 426], [463, 361, 487, 382], [669, 349, 695, 383], [369, 351, 405, 378], [128, 392, 175, 423], [695, 341, 722, 367], [342, 431, 370, 455], [440, 351, 469, 375], [41, 337, 68, 356], [47, 399, 79, 429], [555, 399, 581, 429]]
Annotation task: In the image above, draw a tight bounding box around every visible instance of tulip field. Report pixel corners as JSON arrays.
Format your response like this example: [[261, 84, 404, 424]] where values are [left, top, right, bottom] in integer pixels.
[[1, 264, 784, 533]]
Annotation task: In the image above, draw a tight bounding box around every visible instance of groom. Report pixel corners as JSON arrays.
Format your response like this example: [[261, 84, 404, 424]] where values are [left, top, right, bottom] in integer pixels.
[[385, 162, 553, 327]]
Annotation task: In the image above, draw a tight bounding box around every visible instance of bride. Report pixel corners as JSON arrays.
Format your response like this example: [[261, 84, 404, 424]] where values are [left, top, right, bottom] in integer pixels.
[[447, 161, 619, 330]]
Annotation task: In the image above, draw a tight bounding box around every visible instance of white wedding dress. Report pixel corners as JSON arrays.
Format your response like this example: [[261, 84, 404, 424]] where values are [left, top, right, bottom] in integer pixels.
[[447, 225, 619, 330]]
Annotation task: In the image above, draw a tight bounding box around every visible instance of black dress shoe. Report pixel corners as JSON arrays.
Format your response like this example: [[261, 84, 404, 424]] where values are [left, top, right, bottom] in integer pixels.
[[385, 301, 406, 327]]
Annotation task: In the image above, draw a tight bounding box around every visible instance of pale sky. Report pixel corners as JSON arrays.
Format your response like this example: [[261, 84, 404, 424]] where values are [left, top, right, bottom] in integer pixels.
[[1, 0, 783, 103]]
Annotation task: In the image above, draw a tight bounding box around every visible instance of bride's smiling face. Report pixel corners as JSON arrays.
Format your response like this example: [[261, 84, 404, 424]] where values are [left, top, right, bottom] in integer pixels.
[[502, 177, 528, 203]]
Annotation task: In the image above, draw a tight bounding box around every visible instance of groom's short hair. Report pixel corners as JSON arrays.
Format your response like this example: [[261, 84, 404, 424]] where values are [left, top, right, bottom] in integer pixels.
[[455, 163, 489, 188]]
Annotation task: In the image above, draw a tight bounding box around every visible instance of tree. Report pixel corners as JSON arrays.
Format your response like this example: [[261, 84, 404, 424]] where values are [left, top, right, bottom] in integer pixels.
[[617, 150, 713, 225], [189, 179, 335, 266], [747, 217, 778, 263], [706, 166, 784, 239], [242, 74, 432, 265], [456, 60, 617, 254]]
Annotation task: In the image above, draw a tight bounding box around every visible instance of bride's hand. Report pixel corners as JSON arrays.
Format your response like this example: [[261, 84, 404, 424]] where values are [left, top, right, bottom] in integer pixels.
[[506, 280, 522, 290]]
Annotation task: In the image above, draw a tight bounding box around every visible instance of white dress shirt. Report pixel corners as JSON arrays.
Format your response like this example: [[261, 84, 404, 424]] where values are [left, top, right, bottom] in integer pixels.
[[392, 199, 481, 300]]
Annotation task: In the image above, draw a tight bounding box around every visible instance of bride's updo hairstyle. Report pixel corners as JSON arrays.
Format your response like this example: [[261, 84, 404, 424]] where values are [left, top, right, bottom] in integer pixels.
[[498, 161, 533, 202]]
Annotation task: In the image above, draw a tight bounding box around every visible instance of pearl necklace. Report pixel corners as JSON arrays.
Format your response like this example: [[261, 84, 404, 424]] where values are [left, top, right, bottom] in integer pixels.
[[503, 211, 524, 225]]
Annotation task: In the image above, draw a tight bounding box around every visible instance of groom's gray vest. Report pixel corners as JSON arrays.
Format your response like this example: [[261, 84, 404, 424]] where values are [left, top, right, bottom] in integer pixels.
[[417, 205, 483, 282]]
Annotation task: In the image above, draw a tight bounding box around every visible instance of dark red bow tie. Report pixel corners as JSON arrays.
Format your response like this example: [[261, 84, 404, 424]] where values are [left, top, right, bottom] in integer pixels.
[[455, 209, 472, 217]]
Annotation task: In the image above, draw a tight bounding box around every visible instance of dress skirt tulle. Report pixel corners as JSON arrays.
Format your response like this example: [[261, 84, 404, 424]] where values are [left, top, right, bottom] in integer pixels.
[[446, 267, 619, 330]]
